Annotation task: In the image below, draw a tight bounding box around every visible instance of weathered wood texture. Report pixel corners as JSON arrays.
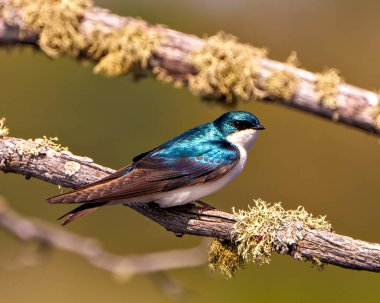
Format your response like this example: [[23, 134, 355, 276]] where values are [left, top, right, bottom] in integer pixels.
[[1, 136, 380, 272]]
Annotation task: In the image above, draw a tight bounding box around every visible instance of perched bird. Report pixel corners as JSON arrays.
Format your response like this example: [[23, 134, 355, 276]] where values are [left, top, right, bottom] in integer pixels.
[[48, 111, 265, 225]]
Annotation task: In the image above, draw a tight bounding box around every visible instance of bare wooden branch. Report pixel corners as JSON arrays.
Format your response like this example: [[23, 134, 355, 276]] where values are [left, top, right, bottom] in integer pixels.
[[0, 2, 379, 135], [1, 136, 380, 272], [0, 196, 208, 276]]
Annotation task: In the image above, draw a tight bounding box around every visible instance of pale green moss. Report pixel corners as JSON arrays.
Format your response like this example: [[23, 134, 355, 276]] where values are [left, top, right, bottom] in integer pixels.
[[316, 68, 343, 110], [208, 239, 243, 279], [17, 136, 68, 156], [263, 52, 300, 101], [189, 32, 267, 103], [233, 200, 331, 264], [92, 25, 162, 77], [209, 199, 332, 278], [1, 1, 163, 76], [152, 66, 183, 88], [310, 256, 326, 270], [9, 0, 92, 58], [0, 118, 9, 138]]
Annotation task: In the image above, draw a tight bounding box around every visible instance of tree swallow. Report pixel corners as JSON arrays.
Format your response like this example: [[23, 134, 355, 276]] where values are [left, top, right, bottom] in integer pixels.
[[48, 111, 265, 225]]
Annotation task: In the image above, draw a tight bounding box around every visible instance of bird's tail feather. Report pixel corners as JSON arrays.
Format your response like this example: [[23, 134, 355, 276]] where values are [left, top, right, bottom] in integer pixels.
[[58, 202, 107, 225]]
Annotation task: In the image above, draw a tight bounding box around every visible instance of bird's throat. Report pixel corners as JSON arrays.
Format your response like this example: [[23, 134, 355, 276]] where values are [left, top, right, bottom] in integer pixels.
[[226, 129, 259, 152]]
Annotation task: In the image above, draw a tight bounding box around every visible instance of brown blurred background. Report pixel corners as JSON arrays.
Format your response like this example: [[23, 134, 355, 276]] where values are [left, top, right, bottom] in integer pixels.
[[1, 0, 379, 302]]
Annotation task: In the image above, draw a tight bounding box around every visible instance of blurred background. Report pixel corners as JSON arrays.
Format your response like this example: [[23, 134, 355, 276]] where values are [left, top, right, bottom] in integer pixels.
[[1, 0, 379, 302]]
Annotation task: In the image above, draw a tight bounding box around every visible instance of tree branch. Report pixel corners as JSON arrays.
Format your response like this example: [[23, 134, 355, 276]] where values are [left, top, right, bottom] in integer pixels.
[[0, 2, 379, 135], [0, 195, 208, 277], [1, 136, 380, 273]]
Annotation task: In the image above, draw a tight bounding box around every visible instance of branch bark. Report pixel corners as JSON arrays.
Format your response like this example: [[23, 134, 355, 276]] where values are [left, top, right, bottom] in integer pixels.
[[1, 136, 380, 273], [0, 2, 379, 135]]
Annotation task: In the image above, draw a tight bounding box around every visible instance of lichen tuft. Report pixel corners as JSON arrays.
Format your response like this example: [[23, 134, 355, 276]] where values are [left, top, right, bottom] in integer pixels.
[[209, 199, 332, 278], [92, 25, 161, 77], [152, 66, 183, 88], [309, 256, 327, 270], [0, 118, 10, 138], [8, 0, 92, 58], [316, 68, 343, 110], [189, 32, 267, 103], [1, 1, 163, 76], [17, 136, 68, 156], [208, 239, 244, 279], [233, 200, 332, 264], [263, 51, 300, 101]]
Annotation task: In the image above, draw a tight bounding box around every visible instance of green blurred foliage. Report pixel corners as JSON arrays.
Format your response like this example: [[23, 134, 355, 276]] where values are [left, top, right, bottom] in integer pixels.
[[0, 0, 379, 302]]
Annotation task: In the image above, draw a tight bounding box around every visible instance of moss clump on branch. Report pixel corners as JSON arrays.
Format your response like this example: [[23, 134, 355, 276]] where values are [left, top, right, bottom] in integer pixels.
[[152, 66, 184, 88], [8, 0, 92, 58], [263, 52, 300, 101], [316, 68, 343, 110], [0, 118, 10, 138], [2, 0, 162, 76], [16, 136, 68, 156], [189, 32, 267, 103], [209, 199, 332, 278], [208, 239, 243, 279], [91, 25, 162, 77]]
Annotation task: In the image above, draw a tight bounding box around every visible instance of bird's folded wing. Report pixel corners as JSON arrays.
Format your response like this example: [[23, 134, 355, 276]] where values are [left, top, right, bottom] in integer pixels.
[[48, 142, 239, 204]]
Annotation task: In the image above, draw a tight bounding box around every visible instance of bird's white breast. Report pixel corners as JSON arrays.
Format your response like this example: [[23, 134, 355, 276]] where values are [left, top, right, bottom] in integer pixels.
[[119, 129, 259, 208]]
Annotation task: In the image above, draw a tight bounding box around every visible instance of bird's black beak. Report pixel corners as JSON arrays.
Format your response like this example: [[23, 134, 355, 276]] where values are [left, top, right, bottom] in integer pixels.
[[252, 125, 266, 130]]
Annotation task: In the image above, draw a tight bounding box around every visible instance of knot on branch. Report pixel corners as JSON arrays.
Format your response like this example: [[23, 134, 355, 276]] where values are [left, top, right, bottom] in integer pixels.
[[0, 118, 9, 138], [189, 32, 267, 103], [209, 200, 332, 278], [4, 0, 92, 57], [316, 68, 343, 111]]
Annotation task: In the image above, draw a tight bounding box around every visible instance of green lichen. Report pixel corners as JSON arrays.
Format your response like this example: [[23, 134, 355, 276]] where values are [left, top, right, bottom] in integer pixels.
[[152, 66, 183, 88], [9, 0, 92, 58], [263, 52, 300, 101], [189, 32, 267, 103], [17, 136, 68, 156], [0, 118, 9, 138], [208, 239, 243, 279], [92, 25, 162, 77], [310, 256, 326, 270], [64, 161, 81, 176], [1, 1, 163, 76], [209, 199, 332, 278], [316, 68, 343, 110]]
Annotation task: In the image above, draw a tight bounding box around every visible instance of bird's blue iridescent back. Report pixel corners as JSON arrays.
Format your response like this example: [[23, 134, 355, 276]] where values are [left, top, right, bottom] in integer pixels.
[[127, 121, 239, 175], [153, 122, 223, 158]]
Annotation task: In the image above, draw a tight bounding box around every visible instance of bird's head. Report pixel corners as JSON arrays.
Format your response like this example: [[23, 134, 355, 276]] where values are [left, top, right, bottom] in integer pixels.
[[213, 111, 265, 151]]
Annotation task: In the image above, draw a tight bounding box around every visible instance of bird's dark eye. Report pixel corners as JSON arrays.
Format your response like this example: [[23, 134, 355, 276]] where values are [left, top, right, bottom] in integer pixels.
[[232, 120, 254, 130]]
